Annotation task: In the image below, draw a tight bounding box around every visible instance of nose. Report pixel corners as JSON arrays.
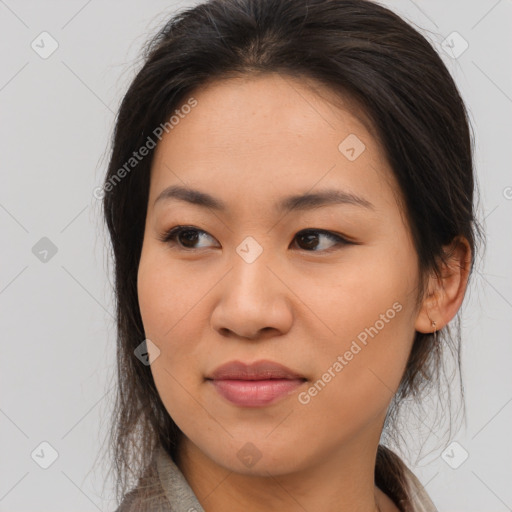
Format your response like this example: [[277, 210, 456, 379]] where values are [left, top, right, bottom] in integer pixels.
[[210, 250, 293, 341]]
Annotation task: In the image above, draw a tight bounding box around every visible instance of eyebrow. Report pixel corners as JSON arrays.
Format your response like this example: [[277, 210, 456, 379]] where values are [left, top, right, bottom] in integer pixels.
[[154, 185, 374, 213]]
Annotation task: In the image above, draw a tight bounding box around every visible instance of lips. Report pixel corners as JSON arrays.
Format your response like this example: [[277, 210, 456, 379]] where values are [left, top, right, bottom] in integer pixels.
[[208, 360, 305, 380], [206, 360, 306, 407]]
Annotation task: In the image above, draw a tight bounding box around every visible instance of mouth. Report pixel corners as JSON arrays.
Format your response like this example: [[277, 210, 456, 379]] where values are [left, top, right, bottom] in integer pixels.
[[206, 360, 307, 407]]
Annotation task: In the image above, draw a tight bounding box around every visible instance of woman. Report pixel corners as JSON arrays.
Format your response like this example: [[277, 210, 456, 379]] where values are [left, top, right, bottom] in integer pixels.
[[101, 0, 482, 510]]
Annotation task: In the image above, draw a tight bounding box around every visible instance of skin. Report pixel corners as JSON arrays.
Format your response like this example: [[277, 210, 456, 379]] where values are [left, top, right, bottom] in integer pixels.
[[137, 73, 470, 512]]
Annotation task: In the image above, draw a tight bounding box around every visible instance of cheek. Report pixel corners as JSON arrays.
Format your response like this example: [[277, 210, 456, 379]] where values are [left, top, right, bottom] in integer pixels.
[[311, 308, 413, 413], [291, 292, 415, 449], [137, 246, 212, 420], [137, 246, 204, 342], [299, 246, 418, 408]]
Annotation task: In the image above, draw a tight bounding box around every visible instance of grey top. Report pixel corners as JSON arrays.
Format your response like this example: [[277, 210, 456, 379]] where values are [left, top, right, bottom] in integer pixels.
[[115, 444, 438, 512]]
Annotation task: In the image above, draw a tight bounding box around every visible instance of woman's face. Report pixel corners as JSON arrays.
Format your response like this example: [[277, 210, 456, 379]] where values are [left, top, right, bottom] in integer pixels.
[[137, 73, 424, 475]]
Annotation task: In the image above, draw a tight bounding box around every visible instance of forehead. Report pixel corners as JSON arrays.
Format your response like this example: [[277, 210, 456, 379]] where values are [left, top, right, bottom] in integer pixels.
[[149, 73, 400, 216]]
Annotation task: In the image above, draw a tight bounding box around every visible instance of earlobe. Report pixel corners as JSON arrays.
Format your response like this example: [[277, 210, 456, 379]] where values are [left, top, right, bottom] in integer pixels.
[[414, 292, 439, 334], [414, 236, 472, 334]]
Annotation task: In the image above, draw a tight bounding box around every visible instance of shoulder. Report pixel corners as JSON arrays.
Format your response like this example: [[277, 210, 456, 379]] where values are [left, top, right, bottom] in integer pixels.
[[401, 465, 438, 512], [114, 444, 205, 512], [114, 487, 171, 512], [375, 445, 438, 512], [113, 448, 172, 512]]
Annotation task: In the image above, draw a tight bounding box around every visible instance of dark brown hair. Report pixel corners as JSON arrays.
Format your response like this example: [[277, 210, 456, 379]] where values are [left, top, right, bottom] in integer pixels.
[[100, 0, 483, 508]]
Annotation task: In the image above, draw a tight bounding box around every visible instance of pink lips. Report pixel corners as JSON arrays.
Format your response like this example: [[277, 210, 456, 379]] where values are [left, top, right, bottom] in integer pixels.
[[207, 360, 306, 407]]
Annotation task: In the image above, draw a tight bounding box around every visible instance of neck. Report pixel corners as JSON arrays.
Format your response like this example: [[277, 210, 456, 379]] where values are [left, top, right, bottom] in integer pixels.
[[175, 433, 394, 512]]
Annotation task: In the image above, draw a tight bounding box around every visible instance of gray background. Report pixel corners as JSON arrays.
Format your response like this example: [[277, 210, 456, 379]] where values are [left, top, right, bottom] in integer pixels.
[[1, 0, 511, 510]]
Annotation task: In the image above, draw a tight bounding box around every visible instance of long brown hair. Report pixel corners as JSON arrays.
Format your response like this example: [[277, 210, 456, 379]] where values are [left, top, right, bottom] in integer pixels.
[[100, 0, 483, 507]]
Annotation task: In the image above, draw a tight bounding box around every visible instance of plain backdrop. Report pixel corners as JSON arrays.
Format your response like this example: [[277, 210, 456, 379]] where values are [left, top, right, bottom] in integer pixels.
[[1, 1, 511, 511]]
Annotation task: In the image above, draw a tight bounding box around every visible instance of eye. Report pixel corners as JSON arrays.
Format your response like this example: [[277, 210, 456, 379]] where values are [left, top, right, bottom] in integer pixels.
[[158, 226, 218, 250], [158, 226, 352, 252], [291, 229, 350, 252]]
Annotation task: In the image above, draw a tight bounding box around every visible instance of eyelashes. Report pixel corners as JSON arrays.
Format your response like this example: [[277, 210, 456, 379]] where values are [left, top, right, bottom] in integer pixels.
[[158, 225, 353, 253], [159, 226, 217, 249]]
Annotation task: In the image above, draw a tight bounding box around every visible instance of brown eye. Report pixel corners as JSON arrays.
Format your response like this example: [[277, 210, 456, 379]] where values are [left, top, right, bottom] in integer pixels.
[[159, 226, 351, 252], [292, 229, 349, 252], [159, 226, 218, 250]]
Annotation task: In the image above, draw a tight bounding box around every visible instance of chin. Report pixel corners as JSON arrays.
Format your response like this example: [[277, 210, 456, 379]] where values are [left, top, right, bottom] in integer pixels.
[[200, 439, 312, 477]]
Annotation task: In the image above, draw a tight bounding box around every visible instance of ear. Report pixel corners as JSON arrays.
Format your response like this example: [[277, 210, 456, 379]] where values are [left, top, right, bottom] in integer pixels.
[[414, 236, 472, 333]]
